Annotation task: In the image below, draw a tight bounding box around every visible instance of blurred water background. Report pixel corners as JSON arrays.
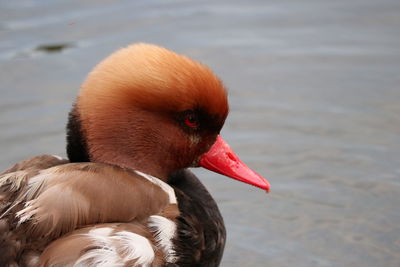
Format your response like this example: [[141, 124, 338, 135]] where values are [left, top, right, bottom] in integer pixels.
[[1, 0, 400, 266]]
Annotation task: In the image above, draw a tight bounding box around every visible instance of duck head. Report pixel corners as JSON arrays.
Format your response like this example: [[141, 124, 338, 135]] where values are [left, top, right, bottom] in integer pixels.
[[67, 43, 270, 191]]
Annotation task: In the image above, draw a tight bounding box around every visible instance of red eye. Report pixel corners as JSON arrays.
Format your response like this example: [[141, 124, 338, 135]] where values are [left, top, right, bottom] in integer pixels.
[[184, 114, 199, 128]]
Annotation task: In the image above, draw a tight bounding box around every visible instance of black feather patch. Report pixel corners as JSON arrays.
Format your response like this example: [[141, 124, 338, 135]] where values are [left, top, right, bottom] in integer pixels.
[[66, 104, 90, 162], [169, 170, 226, 266]]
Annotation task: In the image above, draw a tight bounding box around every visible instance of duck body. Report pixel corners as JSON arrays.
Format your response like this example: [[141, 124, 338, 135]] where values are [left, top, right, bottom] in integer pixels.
[[0, 43, 268, 266], [0, 156, 225, 266]]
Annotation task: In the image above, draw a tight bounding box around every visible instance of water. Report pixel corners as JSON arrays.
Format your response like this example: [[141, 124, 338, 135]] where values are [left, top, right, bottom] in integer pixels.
[[1, 0, 399, 266]]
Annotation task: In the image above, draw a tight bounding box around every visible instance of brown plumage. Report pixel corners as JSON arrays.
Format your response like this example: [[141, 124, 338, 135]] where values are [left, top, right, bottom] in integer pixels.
[[0, 43, 269, 266], [0, 155, 178, 266]]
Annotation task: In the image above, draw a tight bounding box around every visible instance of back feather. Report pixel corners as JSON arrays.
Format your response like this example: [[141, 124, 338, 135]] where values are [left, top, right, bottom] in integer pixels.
[[0, 156, 178, 266]]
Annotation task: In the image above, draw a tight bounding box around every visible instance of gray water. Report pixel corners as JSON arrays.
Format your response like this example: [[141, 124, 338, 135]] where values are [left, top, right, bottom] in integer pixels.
[[1, 0, 399, 266]]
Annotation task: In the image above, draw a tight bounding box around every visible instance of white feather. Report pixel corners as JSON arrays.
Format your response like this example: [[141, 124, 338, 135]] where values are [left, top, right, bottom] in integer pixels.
[[113, 231, 155, 265], [74, 249, 122, 267], [74, 227, 155, 267], [148, 215, 177, 263], [15, 172, 51, 225], [89, 227, 113, 237], [15, 200, 37, 224], [134, 171, 177, 204], [51, 154, 65, 160]]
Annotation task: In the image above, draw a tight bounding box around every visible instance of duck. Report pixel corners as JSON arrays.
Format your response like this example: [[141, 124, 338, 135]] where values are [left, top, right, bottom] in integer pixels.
[[0, 43, 270, 267]]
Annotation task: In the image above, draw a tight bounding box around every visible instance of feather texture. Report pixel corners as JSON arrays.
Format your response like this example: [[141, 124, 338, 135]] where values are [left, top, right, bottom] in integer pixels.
[[0, 156, 179, 266]]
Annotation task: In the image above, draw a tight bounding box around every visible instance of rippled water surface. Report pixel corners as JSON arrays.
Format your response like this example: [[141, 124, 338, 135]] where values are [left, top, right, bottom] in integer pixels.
[[1, 0, 399, 266]]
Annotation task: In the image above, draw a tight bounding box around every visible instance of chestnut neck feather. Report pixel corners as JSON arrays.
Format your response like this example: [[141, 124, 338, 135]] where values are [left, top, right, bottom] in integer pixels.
[[66, 104, 184, 180]]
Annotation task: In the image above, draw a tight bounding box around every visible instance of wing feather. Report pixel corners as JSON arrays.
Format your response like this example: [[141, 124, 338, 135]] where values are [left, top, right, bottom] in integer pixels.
[[1, 159, 177, 266]]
